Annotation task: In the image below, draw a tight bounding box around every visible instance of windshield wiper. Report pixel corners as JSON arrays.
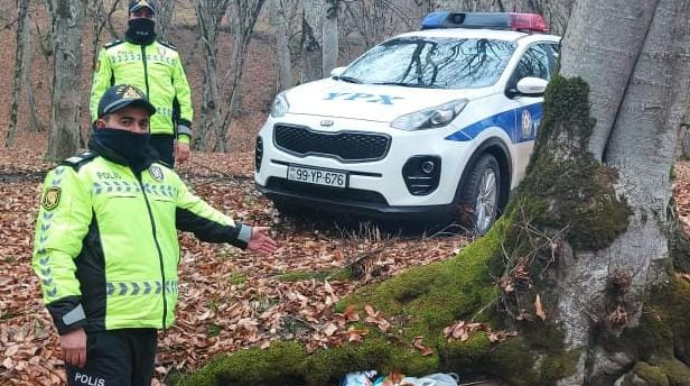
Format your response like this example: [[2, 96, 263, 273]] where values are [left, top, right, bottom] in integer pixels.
[[371, 81, 442, 89], [335, 75, 362, 84]]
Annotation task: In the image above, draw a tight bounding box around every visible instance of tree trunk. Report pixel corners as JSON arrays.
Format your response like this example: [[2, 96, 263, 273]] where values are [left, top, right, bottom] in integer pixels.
[[89, 0, 104, 70], [25, 15, 44, 133], [271, 0, 293, 92], [214, 0, 266, 152], [322, 0, 338, 76], [552, 0, 690, 383], [681, 128, 690, 160], [156, 0, 176, 40], [42, 0, 55, 56], [88, 0, 122, 70], [193, 0, 229, 151], [300, 0, 324, 83], [46, 0, 85, 162], [5, 0, 31, 147]]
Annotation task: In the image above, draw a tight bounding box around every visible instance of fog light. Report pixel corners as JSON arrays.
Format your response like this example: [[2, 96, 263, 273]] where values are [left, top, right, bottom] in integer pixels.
[[402, 156, 441, 196], [421, 160, 435, 174], [255, 136, 264, 172]]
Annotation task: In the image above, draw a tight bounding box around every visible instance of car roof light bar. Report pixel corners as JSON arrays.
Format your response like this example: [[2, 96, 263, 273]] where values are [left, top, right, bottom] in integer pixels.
[[421, 12, 549, 34]]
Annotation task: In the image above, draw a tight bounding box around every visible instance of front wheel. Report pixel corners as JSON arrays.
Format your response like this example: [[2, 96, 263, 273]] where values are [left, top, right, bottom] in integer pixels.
[[458, 154, 501, 235]]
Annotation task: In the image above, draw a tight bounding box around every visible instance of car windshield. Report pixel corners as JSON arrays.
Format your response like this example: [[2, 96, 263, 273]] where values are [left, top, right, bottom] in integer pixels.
[[341, 37, 517, 90]]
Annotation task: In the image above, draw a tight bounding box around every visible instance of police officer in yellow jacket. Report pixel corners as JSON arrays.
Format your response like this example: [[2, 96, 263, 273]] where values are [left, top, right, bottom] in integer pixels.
[[90, 0, 193, 167], [33, 84, 278, 386]]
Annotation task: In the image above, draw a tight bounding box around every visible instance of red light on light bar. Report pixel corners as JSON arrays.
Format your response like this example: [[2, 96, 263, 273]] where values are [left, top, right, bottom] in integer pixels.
[[510, 13, 549, 33]]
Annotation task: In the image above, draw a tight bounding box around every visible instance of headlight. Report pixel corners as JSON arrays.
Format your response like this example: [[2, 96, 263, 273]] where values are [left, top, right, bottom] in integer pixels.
[[270, 93, 290, 118], [391, 99, 468, 131]]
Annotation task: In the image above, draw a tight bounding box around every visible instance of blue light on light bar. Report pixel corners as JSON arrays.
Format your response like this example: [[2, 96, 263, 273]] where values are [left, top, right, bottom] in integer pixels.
[[421, 12, 451, 30], [420, 12, 549, 33]]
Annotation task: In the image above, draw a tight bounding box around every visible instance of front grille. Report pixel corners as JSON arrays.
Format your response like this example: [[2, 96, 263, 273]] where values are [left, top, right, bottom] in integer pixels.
[[267, 178, 388, 205], [274, 125, 390, 162]]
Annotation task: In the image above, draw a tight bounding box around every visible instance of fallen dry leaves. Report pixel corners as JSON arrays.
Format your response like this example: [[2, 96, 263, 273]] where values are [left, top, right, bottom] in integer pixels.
[[412, 336, 434, 357], [443, 320, 518, 344], [0, 148, 471, 385]]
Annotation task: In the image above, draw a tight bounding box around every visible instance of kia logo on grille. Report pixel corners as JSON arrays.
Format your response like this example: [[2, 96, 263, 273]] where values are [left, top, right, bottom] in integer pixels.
[[320, 120, 334, 127]]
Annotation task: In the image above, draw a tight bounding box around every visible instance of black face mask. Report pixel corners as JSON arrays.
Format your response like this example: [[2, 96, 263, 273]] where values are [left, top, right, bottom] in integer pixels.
[[91, 128, 152, 172], [126, 18, 157, 45]]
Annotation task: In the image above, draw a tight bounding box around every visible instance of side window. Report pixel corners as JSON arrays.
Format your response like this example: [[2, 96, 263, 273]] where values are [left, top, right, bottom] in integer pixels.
[[511, 44, 553, 85], [549, 43, 560, 73]]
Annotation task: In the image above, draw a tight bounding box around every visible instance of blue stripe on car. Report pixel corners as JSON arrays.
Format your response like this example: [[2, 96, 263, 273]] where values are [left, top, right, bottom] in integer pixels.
[[445, 102, 543, 144]]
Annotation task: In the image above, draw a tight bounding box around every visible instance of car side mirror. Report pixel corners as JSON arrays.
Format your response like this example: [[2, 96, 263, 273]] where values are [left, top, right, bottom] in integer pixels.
[[516, 77, 548, 97], [330, 67, 346, 79]]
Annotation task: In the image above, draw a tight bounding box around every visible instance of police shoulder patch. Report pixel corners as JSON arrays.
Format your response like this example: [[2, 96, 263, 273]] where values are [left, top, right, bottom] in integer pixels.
[[157, 39, 177, 51], [104, 39, 124, 49], [42, 187, 62, 211], [61, 152, 98, 171], [149, 165, 165, 182]]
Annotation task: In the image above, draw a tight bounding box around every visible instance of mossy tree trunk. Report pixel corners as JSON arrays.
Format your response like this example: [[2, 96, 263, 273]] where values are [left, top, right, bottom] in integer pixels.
[[551, 0, 690, 383], [179, 1, 690, 385]]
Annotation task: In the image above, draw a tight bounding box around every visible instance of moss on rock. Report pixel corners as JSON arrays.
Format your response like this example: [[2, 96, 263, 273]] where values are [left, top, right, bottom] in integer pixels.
[[633, 362, 670, 386], [631, 360, 690, 386]]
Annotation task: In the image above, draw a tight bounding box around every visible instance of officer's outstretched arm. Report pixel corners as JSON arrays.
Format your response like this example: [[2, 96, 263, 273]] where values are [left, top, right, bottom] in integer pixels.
[[32, 166, 93, 335], [174, 179, 252, 249]]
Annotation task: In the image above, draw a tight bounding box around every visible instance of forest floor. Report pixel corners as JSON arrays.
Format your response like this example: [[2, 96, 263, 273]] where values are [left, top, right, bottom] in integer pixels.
[[1, 133, 689, 385]]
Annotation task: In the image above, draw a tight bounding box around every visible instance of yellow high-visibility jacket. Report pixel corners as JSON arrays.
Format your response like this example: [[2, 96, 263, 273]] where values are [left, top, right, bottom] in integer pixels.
[[33, 152, 251, 334], [90, 40, 193, 143]]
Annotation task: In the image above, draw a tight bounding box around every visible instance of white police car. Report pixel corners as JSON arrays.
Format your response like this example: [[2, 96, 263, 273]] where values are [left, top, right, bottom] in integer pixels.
[[255, 12, 560, 233]]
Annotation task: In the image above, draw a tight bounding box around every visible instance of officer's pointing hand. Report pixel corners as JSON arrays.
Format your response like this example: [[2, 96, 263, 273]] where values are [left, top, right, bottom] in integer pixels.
[[61, 327, 87, 368], [247, 227, 278, 255]]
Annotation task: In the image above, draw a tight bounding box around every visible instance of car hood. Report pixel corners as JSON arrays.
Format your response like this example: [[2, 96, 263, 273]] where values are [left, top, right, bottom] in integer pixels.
[[283, 78, 494, 122]]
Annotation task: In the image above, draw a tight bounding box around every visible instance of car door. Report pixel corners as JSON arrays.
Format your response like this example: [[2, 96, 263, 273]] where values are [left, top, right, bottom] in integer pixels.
[[507, 43, 557, 179]]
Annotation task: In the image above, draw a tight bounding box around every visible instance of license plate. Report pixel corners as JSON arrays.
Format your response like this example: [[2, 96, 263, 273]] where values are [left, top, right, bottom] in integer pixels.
[[287, 165, 348, 188]]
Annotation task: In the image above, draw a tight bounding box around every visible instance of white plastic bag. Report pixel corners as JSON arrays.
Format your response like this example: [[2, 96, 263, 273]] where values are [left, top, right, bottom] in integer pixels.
[[400, 372, 459, 386], [341, 370, 379, 386]]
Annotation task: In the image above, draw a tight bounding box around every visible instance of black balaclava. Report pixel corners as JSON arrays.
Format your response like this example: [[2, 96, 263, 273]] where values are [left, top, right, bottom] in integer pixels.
[[89, 129, 156, 174], [126, 18, 157, 45]]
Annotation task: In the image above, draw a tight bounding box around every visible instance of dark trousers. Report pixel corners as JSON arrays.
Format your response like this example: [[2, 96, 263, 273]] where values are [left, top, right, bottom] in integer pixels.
[[66, 328, 157, 386], [149, 134, 176, 168]]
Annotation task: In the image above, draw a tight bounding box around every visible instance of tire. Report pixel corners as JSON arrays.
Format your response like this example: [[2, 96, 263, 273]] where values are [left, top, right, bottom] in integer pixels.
[[458, 153, 501, 235]]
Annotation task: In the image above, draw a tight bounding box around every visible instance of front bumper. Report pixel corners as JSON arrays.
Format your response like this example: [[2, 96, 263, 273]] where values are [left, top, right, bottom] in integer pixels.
[[255, 114, 473, 217], [256, 180, 456, 219]]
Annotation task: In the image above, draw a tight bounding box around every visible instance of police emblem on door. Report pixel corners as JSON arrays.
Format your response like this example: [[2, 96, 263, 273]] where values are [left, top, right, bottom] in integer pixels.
[[149, 165, 164, 182], [521, 109, 532, 139]]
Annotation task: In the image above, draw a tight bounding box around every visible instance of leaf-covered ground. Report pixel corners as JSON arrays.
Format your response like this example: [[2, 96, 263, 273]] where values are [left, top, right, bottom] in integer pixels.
[[0, 138, 477, 385]]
